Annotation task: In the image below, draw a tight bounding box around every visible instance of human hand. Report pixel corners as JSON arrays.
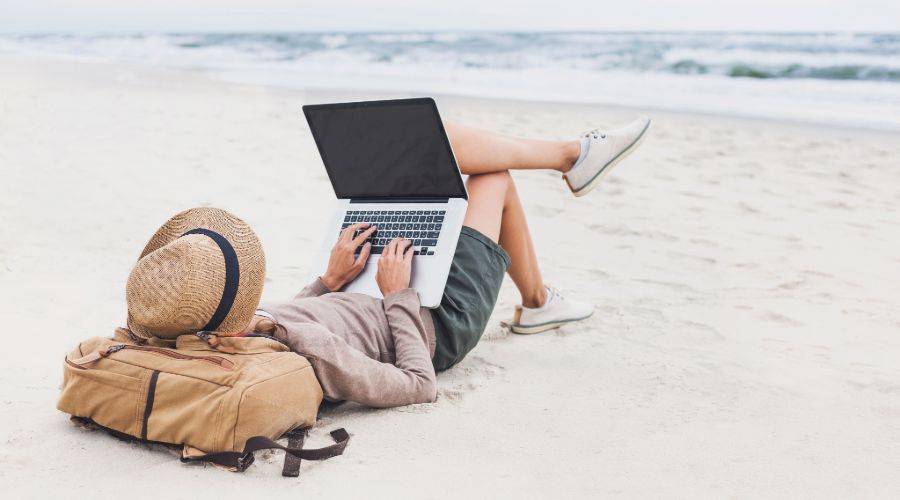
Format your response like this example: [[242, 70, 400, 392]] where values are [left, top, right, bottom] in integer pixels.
[[376, 238, 413, 296], [321, 223, 376, 291]]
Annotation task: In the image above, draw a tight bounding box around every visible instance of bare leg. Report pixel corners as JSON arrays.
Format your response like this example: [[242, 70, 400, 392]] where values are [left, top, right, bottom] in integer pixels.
[[446, 122, 580, 175], [463, 172, 547, 308]]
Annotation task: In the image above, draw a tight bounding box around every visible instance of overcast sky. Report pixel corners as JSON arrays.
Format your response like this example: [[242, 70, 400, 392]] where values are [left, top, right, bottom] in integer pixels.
[[4, 0, 899, 33]]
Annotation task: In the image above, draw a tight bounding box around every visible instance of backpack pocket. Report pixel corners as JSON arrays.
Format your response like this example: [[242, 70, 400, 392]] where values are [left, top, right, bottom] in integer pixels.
[[144, 371, 231, 452], [57, 360, 147, 438]]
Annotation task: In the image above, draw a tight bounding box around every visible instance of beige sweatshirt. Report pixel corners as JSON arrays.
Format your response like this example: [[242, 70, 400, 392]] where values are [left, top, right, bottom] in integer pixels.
[[260, 278, 438, 408]]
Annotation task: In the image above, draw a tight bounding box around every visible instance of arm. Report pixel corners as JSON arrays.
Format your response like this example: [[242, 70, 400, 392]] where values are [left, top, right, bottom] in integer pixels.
[[381, 288, 437, 395], [294, 277, 332, 299], [281, 235, 435, 407], [273, 299, 436, 408]]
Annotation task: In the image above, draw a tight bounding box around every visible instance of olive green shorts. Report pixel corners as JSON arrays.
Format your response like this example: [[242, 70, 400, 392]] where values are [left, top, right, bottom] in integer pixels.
[[431, 226, 510, 372]]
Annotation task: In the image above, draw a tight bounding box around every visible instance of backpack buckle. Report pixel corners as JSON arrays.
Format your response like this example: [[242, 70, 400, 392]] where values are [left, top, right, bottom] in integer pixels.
[[235, 452, 255, 472]]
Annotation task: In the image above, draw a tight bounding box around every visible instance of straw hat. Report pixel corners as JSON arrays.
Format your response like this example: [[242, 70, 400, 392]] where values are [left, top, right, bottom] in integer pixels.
[[126, 208, 266, 340]]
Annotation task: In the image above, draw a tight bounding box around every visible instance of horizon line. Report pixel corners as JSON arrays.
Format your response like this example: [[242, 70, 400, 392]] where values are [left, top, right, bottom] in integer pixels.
[[3, 29, 899, 35]]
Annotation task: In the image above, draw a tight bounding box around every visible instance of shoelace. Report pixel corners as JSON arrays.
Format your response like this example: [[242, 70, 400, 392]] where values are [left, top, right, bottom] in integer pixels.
[[581, 129, 607, 140], [545, 285, 564, 304]]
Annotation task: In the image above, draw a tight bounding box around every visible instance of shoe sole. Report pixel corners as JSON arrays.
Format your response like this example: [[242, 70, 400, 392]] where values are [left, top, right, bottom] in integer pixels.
[[509, 311, 594, 335], [566, 119, 652, 197]]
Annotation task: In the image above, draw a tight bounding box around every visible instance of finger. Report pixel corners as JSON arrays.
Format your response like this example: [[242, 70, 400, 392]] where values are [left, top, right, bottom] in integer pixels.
[[403, 242, 414, 262], [342, 222, 370, 241], [378, 241, 391, 265], [384, 238, 398, 256], [354, 242, 371, 267], [341, 223, 370, 242], [395, 238, 412, 257], [387, 238, 400, 257], [352, 225, 377, 246]]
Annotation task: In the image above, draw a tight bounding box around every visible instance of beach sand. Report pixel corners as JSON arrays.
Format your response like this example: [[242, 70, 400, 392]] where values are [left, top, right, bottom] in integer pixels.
[[1, 54, 899, 498]]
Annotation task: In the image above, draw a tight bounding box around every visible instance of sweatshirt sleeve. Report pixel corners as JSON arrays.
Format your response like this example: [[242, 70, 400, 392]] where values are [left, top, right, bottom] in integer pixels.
[[272, 289, 437, 408], [293, 277, 332, 299]]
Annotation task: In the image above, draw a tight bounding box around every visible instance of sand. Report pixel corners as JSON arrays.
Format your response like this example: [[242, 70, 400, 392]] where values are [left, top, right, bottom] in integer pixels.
[[1, 54, 899, 498]]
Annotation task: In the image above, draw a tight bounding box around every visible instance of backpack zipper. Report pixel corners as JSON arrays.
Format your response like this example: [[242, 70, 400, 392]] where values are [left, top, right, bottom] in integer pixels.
[[66, 344, 234, 370], [120, 345, 234, 369]]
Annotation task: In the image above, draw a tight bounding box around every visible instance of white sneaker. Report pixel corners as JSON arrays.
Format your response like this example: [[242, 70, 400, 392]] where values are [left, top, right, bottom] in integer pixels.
[[510, 286, 594, 335], [563, 117, 651, 197]]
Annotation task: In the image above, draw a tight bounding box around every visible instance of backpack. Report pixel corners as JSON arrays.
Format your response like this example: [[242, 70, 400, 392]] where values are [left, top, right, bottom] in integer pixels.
[[57, 328, 349, 476]]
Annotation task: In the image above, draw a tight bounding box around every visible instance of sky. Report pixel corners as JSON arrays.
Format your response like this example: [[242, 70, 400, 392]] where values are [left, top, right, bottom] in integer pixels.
[[3, 0, 900, 33]]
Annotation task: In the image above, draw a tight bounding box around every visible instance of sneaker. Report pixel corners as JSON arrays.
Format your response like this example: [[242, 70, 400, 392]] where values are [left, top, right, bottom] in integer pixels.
[[509, 286, 594, 335], [563, 117, 651, 197]]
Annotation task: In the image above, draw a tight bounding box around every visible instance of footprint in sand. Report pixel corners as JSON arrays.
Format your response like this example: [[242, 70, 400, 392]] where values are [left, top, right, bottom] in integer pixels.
[[481, 321, 509, 341], [635, 278, 700, 294], [666, 251, 717, 266], [531, 204, 565, 217], [676, 320, 726, 342], [775, 279, 806, 290], [550, 319, 594, 338], [435, 356, 505, 405], [689, 238, 717, 248], [758, 310, 803, 326]]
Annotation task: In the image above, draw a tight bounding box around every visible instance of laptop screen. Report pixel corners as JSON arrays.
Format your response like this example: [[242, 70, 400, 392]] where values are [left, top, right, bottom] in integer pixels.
[[303, 98, 467, 199]]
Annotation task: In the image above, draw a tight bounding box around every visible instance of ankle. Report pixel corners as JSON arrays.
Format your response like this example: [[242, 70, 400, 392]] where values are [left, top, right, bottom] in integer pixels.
[[559, 141, 581, 173], [521, 286, 548, 309]]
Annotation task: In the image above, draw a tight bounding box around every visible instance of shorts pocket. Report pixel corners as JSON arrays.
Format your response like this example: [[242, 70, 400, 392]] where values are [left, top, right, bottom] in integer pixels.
[[441, 290, 469, 313]]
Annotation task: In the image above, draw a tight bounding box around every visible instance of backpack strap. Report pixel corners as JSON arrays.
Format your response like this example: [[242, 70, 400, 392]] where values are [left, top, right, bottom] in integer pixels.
[[182, 428, 350, 473], [281, 427, 307, 477]]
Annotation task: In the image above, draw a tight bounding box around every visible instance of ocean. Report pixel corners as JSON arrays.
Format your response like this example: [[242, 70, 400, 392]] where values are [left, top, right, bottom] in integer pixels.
[[3, 32, 900, 130]]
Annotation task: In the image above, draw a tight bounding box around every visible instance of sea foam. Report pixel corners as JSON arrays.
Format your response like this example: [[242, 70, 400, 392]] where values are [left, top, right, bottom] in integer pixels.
[[2, 31, 899, 130]]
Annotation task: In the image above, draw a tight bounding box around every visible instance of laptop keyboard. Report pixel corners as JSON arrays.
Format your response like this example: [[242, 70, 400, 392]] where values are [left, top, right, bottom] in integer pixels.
[[341, 209, 445, 256]]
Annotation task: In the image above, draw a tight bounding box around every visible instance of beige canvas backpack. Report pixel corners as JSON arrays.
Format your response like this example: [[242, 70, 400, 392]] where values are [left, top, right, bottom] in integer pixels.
[[57, 328, 348, 475]]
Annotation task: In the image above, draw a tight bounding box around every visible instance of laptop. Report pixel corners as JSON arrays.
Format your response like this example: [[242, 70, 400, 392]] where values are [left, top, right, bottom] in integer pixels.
[[302, 98, 467, 308]]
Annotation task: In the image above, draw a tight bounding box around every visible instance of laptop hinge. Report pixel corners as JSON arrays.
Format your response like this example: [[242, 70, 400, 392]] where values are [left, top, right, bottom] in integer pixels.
[[349, 197, 449, 204]]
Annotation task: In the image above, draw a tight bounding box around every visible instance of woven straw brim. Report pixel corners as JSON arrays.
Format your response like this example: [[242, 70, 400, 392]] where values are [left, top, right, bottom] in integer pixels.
[[126, 207, 265, 340]]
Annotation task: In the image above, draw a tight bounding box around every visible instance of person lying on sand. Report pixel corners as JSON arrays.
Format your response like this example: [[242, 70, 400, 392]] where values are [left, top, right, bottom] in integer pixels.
[[244, 117, 651, 408]]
